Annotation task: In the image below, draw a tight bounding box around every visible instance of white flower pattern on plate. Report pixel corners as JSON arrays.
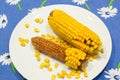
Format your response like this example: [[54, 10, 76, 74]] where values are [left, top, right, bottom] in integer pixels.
[[0, 14, 8, 29], [6, 0, 20, 5], [105, 68, 120, 80], [72, 0, 87, 5], [0, 53, 12, 65], [97, 6, 118, 19]]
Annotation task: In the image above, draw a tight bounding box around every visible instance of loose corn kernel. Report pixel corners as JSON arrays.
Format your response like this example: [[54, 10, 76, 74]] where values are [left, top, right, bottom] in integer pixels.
[[36, 56, 41, 61], [44, 58, 50, 63], [41, 34, 46, 38], [34, 50, 40, 57], [57, 73, 64, 79], [66, 74, 72, 79], [70, 70, 76, 76], [18, 37, 24, 42], [61, 70, 67, 75], [19, 37, 29, 47], [75, 74, 80, 79], [51, 74, 56, 80], [47, 67, 52, 72], [54, 63, 59, 68], [24, 39, 29, 43], [45, 63, 50, 67], [20, 42, 26, 47], [34, 28, 39, 33], [40, 63, 45, 69], [83, 68, 88, 77], [34, 18, 43, 23], [76, 70, 81, 74], [24, 23, 29, 28]]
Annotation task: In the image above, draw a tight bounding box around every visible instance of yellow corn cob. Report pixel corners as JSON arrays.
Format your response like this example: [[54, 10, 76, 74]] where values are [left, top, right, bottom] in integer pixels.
[[31, 37, 86, 69], [48, 9, 102, 55]]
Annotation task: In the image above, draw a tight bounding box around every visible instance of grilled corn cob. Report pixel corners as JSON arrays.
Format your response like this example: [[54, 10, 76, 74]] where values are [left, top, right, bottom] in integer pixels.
[[48, 9, 103, 55], [31, 36, 86, 69]]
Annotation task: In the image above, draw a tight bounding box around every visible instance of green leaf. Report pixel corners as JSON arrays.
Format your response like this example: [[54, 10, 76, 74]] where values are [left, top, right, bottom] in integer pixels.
[[17, 3, 22, 11], [10, 63, 16, 73], [118, 62, 120, 70], [85, 3, 90, 11], [40, 0, 47, 8], [108, 0, 114, 8]]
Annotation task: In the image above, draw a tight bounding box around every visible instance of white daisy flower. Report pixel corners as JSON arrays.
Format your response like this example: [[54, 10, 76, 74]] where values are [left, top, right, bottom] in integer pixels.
[[0, 53, 12, 65], [72, 0, 87, 5], [0, 14, 8, 29], [28, 8, 41, 15], [104, 68, 120, 80], [97, 6, 118, 19], [6, 0, 20, 5]]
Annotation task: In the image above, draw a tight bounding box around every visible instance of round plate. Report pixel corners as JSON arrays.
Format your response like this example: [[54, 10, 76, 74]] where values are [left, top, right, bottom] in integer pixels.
[[9, 4, 112, 80]]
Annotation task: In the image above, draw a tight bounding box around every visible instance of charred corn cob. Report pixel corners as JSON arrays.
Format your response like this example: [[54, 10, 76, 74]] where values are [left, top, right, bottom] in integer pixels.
[[31, 36, 86, 69], [48, 9, 103, 55]]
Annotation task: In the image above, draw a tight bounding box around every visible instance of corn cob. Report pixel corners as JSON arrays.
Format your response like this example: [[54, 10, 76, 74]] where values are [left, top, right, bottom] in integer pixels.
[[48, 9, 103, 55], [31, 36, 86, 69]]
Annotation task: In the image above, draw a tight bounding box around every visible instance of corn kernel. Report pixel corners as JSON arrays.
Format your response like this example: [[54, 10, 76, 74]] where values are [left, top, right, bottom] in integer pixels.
[[76, 70, 81, 74], [57, 73, 64, 79], [35, 18, 43, 23], [18, 37, 24, 42], [41, 34, 46, 38], [36, 56, 41, 61], [34, 28, 39, 33], [75, 74, 80, 79], [83, 68, 88, 77], [54, 63, 59, 68], [35, 18, 40, 23], [34, 52, 39, 57], [20, 42, 26, 47], [24, 39, 29, 43], [40, 63, 44, 69], [47, 67, 52, 72], [44, 58, 50, 63], [24, 23, 29, 28], [51, 74, 56, 80], [70, 70, 76, 76], [66, 74, 72, 78], [84, 71, 88, 77], [61, 70, 67, 75], [45, 63, 50, 67]]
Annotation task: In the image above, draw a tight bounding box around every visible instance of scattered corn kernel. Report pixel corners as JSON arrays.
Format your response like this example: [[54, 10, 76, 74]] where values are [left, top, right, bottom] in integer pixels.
[[44, 58, 50, 63], [40, 63, 45, 69], [45, 63, 50, 67], [61, 70, 67, 75], [66, 74, 72, 79], [34, 50, 40, 57], [24, 39, 29, 43], [34, 18, 43, 23], [34, 28, 39, 33], [54, 63, 59, 68], [47, 67, 53, 72], [75, 74, 80, 79], [35, 50, 39, 53], [36, 56, 41, 61], [18, 37, 29, 47], [20, 42, 26, 47], [18, 37, 24, 42], [70, 70, 76, 76], [83, 68, 88, 77], [51, 74, 56, 80], [57, 73, 64, 79], [24, 23, 29, 28]]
